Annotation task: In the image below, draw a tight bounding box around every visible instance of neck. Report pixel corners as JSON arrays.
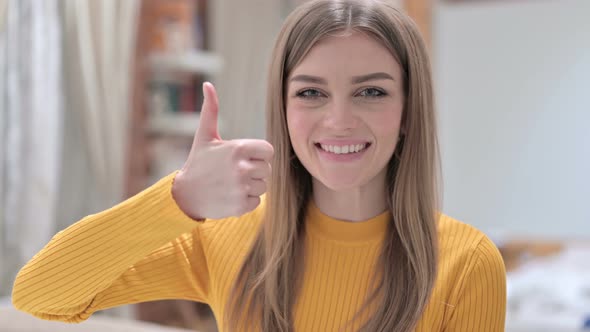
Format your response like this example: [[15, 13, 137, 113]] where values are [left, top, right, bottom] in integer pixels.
[[312, 172, 388, 222]]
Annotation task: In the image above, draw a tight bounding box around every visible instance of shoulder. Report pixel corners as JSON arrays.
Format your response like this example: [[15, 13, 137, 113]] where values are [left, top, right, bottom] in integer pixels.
[[435, 213, 506, 297], [422, 214, 507, 330], [437, 213, 503, 263]]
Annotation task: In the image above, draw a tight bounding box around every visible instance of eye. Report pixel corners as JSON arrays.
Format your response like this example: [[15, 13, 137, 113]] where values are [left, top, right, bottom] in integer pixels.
[[358, 87, 387, 98], [295, 88, 325, 99]]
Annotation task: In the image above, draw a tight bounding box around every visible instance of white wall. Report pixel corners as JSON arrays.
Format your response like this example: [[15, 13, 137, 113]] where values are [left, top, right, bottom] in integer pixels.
[[433, 0, 590, 238]]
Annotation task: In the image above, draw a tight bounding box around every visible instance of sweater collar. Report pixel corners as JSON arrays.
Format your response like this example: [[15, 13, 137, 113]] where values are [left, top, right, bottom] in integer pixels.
[[306, 200, 390, 243]]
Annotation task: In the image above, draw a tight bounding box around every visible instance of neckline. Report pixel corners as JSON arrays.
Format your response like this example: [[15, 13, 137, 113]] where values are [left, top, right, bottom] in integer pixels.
[[306, 200, 390, 243]]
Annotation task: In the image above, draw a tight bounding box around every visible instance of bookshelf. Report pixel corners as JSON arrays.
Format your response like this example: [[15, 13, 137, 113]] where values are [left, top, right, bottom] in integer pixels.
[[128, 0, 219, 189], [149, 50, 222, 75], [127, 0, 219, 330]]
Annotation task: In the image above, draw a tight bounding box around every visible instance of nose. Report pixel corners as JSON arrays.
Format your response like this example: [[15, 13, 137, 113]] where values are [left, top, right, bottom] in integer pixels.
[[323, 101, 358, 131]]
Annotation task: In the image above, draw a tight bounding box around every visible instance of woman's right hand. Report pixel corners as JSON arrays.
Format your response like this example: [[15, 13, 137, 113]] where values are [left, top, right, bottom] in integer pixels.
[[172, 82, 274, 220]]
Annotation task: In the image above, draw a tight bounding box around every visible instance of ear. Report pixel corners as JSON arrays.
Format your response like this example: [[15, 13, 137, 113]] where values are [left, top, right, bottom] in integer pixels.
[[399, 106, 408, 137], [399, 126, 407, 137]]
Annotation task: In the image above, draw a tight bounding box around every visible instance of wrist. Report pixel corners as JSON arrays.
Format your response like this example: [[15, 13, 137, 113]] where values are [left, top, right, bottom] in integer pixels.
[[172, 171, 205, 221]]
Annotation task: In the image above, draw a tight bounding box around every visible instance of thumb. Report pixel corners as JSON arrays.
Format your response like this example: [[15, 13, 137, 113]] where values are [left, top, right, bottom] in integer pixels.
[[195, 82, 221, 142]]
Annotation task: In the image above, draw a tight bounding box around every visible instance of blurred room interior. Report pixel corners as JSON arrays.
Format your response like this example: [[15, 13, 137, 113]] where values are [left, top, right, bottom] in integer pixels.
[[0, 0, 589, 331]]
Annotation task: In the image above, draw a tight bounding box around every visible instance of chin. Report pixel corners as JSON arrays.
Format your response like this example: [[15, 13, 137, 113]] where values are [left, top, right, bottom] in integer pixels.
[[316, 176, 365, 192]]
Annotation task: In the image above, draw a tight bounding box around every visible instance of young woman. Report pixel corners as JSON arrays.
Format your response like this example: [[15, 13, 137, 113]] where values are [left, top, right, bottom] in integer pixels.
[[12, 0, 506, 331]]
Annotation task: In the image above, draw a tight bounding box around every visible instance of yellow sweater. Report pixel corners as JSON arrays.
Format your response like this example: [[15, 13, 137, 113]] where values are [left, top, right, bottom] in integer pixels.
[[12, 172, 506, 331]]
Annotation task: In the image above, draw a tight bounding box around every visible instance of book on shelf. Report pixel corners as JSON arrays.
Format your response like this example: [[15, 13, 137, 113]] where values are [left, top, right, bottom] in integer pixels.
[[148, 77, 204, 114]]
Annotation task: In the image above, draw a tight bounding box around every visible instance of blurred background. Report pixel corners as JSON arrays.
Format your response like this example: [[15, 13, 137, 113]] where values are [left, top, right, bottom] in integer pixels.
[[0, 0, 588, 331]]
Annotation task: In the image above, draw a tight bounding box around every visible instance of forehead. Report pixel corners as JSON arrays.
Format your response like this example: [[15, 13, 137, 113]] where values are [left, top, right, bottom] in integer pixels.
[[289, 31, 401, 80]]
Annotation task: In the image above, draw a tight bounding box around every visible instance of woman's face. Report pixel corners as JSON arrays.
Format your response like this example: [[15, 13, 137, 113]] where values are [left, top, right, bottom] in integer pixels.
[[286, 31, 404, 192]]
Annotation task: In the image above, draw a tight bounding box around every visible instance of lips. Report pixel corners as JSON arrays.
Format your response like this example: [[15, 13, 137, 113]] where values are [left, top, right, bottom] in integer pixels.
[[316, 143, 369, 154], [313, 138, 372, 155]]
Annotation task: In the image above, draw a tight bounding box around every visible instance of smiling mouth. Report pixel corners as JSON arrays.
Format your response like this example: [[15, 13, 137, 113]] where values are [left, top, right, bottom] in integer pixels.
[[314, 142, 372, 154]]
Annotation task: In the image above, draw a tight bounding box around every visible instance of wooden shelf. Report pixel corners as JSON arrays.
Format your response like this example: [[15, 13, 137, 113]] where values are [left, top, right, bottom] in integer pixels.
[[147, 112, 200, 137], [149, 50, 222, 75]]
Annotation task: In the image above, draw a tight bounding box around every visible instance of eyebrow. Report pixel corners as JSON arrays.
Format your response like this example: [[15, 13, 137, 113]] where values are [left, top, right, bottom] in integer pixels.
[[351, 72, 395, 84], [289, 72, 395, 85]]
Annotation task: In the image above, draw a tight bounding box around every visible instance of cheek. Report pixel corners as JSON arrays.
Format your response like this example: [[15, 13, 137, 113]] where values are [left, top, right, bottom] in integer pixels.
[[370, 108, 403, 136], [370, 109, 403, 152], [286, 108, 312, 146]]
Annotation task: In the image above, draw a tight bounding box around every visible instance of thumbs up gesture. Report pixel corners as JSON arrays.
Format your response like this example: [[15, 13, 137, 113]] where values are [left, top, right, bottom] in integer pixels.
[[172, 82, 274, 220]]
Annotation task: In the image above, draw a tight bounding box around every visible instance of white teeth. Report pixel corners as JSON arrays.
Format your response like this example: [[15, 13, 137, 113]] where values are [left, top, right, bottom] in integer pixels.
[[319, 143, 368, 154]]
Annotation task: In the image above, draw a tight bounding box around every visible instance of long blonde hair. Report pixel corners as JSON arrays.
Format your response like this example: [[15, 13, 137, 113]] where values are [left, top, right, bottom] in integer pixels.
[[225, 1, 440, 331]]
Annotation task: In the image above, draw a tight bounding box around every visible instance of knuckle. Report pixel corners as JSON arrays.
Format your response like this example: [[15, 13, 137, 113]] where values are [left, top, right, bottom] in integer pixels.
[[236, 163, 249, 178], [232, 141, 248, 157], [243, 183, 251, 194], [266, 142, 275, 156], [261, 140, 273, 151], [251, 181, 265, 196], [233, 180, 245, 193]]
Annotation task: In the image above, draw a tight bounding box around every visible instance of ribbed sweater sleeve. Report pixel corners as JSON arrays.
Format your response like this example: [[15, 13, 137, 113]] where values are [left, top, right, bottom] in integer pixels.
[[443, 235, 507, 331], [11, 172, 208, 323]]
